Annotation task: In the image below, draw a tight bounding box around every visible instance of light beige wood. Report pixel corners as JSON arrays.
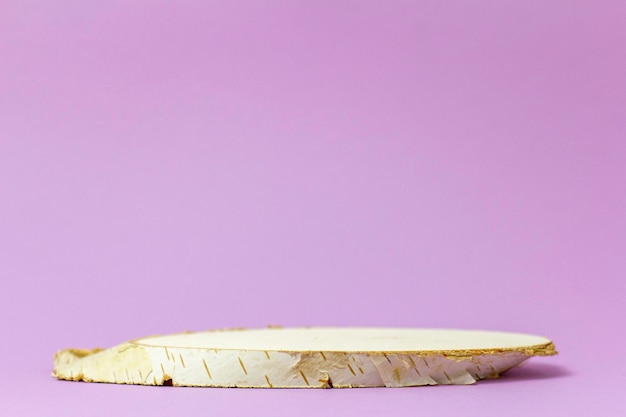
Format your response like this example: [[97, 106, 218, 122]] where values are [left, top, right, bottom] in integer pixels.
[[53, 327, 556, 388]]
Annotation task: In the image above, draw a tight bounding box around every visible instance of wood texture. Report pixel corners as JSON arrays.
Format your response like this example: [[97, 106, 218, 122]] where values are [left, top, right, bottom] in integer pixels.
[[53, 328, 556, 388]]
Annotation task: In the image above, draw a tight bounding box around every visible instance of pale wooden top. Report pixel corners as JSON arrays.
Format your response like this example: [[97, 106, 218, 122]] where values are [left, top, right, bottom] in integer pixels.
[[134, 328, 553, 353]]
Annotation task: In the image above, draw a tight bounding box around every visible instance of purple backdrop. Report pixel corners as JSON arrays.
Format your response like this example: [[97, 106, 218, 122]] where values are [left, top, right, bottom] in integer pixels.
[[1, 1, 625, 416]]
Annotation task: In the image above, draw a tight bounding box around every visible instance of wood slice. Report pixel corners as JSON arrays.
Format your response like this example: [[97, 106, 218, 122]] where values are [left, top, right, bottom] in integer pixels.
[[53, 327, 556, 388]]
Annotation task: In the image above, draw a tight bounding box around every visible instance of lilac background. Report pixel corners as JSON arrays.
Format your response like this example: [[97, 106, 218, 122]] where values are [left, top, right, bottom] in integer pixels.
[[1, 1, 625, 415]]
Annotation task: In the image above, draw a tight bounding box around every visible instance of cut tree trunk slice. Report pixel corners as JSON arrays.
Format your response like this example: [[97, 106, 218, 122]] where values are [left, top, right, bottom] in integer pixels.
[[53, 327, 556, 388]]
